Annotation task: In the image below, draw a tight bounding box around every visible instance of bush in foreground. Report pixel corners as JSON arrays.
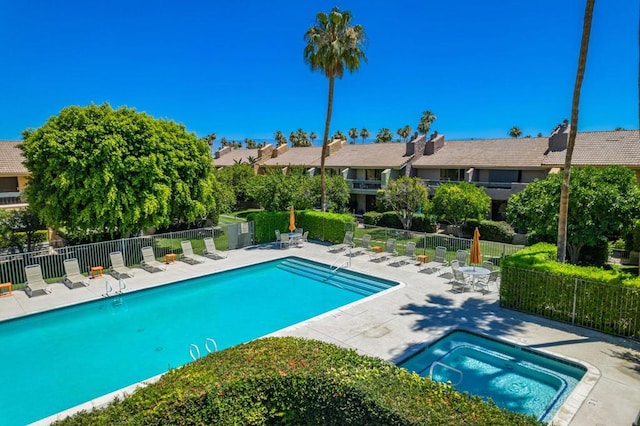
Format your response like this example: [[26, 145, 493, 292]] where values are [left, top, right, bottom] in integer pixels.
[[56, 337, 541, 425]]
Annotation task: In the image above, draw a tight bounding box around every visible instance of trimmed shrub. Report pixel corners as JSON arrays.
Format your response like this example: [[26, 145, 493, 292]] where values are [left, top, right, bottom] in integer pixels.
[[247, 210, 355, 245], [363, 211, 383, 226], [57, 337, 542, 426], [462, 220, 514, 243]]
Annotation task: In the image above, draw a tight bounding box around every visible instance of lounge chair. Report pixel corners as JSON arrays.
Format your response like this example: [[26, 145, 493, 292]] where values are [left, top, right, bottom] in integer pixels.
[[274, 230, 282, 248], [109, 251, 136, 279], [63, 258, 90, 289], [203, 237, 227, 259], [180, 241, 207, 264], [389, 242, 416, 266], [349, 234, 371, 256], [328, 231, 354, 253], [369, 239, 397, 262], [24, 264, 51, 297], [481, 260, 495, 271], [421, 246, 448, 274], [141, 246, 167, 273]]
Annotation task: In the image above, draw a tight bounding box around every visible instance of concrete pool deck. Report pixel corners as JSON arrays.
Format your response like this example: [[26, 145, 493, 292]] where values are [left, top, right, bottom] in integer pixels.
[[1, 242, 639, 426]]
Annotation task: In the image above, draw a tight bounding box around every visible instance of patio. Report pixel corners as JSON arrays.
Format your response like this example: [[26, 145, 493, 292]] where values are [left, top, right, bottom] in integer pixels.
[[1, 241, 639, 426]]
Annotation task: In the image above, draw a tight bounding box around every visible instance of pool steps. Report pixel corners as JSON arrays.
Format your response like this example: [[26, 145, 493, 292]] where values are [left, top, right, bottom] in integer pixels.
[[278, 258, 394, 296]]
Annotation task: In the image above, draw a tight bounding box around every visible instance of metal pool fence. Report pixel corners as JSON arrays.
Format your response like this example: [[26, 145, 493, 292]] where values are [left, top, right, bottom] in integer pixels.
[[500, 266, 640, 339], [0, 224, 254, 286]]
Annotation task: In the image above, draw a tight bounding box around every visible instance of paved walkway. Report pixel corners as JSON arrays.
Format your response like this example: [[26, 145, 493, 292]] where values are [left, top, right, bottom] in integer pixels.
[[1, 242, 639, 426]]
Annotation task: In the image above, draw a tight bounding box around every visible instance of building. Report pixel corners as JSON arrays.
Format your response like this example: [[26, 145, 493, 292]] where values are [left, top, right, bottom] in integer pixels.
[[0, 141, 29, 209]]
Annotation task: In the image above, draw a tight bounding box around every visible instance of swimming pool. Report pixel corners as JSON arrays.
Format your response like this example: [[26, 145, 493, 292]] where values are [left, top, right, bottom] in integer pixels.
[[397, 330, 587, 423], [0, 257, 397, 426]]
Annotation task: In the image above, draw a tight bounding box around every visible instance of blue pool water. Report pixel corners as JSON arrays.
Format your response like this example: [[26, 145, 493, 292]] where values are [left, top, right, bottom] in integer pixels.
[[397, 330, 586, 423], [0, 257, 396, 426]]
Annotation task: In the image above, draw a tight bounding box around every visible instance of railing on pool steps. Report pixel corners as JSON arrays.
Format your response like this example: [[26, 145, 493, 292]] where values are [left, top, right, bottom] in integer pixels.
[[189, 338, 218, 361], [429, 362, 464, 386], [330, 248, 352, 273], [102, 279, 127, 297]]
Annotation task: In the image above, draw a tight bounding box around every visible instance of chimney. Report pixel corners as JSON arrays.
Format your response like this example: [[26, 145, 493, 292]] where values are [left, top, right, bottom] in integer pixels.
[[549, 120, 570, 152], [327, 138, 344, 156], [214, 146, 232, 159], [274, 142, 289, 157], [423, 132, 444, 155], [258, 144, 274, 160], [404, 134, 428, 177]]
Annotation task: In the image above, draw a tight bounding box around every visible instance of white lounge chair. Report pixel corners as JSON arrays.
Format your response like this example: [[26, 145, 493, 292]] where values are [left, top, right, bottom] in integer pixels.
[[421, 246, 448, 274], [369, 239, 397, 262], [349, 234, 371, 256], [328, 231, 354, 253], [24, 264, 51, 297], [203, 237, 227, 259], [389, 242, 416, 266], [141, 246, 167, 272], [109, 251, 135, 279], [63, 258, 90, 289], [180, 241, 207, 264]]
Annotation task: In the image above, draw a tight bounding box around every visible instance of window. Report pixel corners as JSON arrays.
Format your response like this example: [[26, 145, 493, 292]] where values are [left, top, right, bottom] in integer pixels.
[[488, 170, 520, 183], [366, 169, 382, 180], [0, 177, 18, 193], [440, 169, 465, 181]]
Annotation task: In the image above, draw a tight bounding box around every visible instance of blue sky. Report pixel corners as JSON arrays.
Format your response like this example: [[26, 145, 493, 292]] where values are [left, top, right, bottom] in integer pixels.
[[0, 1, 637, 149]]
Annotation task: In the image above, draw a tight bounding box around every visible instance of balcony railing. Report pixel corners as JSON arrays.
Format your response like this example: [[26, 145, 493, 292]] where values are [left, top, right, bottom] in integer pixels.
[[421, 180, 520, 190], [0, 192, 24, 206], [346, 179, 382, 191]]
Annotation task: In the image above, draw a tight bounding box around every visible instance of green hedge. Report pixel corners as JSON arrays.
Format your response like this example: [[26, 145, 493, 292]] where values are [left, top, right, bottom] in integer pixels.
[[248, 210, 355, 245], [56, 337, 541, 425], [500, 243, 640, 338], [461, 220, 514, 243]]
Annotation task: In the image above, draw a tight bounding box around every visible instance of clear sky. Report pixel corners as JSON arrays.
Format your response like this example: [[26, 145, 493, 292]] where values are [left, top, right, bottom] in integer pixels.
[[1, 0, 637, 149]]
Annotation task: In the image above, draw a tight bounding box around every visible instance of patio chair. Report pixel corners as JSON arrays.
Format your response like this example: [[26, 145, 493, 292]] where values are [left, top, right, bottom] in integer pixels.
[[349, 234, 371, 256], [456, 250, 469, 267], [481, 260, 494, 271], [63, 258, 90, 289], [450, 268, 473, 293], [203, 237, 227, 259], [274, 230, 282, 248], [180, 241, 207, 264], [328, 231, 354, 253], [109, 251, 136, 279], [24, 264, 51, 297], [369, 238, 397, 262], [279, 233, 291, 249], [141, 246, 167, 273], [295, 231, 309, 247], [421, 246, 448, 274], [388, 242, 416, 266], [475, 270, 500, 294]]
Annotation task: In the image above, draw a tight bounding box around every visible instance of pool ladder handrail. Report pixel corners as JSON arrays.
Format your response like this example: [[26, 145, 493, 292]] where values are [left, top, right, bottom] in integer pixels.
[[429, 361, 464, 386], [102, 279, 127, 297], [189, 337, 218, 361], [330, 249, 352, 273]]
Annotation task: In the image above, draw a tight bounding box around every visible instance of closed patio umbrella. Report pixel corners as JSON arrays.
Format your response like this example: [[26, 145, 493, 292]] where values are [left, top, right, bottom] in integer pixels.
[[470, 227, 482, 265], [289, 206, 296, 232]]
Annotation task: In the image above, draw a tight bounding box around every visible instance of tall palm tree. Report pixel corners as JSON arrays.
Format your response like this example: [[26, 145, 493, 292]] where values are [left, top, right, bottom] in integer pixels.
[[348, 127, 359, 144], [557, 0, 595, 263], [509, 126, 523, 138], [309, 131, 317, 145], [417, 110, 437, 136], [360, 128, 369, 144], [375, 128, 393, 143], [304, 7, 367, 211], [274, 130, 287, 146]]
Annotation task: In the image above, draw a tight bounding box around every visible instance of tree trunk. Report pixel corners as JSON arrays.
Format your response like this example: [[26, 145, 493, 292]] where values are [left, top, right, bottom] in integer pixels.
[[557, 0, 595, 263], [320, 76, 335, 212]]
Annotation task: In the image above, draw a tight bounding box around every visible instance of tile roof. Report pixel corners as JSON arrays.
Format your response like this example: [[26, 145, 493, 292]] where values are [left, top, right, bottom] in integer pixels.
[[324, 143, 412, 168], [411, 137, 549, 169], [262, 147, 323, 167], [213, 148, 261, 167], [0, 141, 28, 175], [542, 130, 640, 167]]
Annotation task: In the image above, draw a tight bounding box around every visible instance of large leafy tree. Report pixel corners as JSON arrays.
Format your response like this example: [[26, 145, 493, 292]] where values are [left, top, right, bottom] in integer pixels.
[[507, 166, 640, 263], [0, 207, 46, 252], [304, 6, 367, 211], [381, 177, 428, 230], [215, 164, 256, 210], [557, 0, 596, 262], [431, 182, 491, 235], [20, 103, 220, 239]]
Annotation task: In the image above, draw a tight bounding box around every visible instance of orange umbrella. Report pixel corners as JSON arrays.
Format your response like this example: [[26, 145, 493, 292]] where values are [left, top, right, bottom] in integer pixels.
[[470, 227, 482, 265], [288, 206, 296, 232]]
